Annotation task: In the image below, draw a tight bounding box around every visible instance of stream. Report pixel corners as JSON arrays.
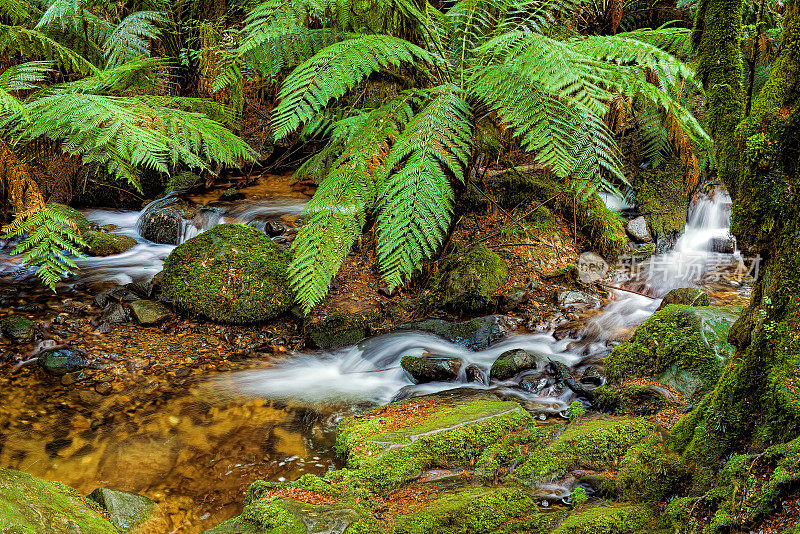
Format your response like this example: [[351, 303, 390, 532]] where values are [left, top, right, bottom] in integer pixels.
[[0, 181, 749, 532]]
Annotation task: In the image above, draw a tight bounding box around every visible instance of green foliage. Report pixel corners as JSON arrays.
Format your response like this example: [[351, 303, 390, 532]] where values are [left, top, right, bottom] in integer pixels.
[[2, 204, 87, 290]]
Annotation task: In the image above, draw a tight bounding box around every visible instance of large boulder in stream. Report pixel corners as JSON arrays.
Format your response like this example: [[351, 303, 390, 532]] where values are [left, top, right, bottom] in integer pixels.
[[87, 487, 159, 532], [0, 467, 118, 533], [162, 223, 293, 324], [138, 196, 200, 244], [85, 232, 137, 256], [604, 304, 740, 397], [432, 244, 508, 315]]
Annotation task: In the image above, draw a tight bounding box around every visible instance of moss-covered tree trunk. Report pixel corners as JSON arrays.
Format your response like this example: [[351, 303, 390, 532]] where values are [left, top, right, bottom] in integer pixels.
[[669, 0, 800, 461]]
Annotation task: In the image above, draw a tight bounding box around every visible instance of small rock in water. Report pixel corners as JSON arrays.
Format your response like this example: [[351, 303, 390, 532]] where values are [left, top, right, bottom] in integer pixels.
[[464, 364, 487, 385], [579, 366, 603, 386], [88, 488, 156, 531], [490, 349, 540, 381], [557, 290, 601, 311], [401, 355, 462, 383], [95, 382, 113, 395], [657, 287, 710, 311], [128, 300, 172, 326], [0, 314, 36, 343], [38, 348, 88, 376]]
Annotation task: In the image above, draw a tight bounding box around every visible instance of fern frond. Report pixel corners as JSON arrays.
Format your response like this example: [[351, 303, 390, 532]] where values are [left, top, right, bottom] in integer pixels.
[[0, 24, 98, 75], [0, 61, 52, 92], [375, 85, 472, 289], [2, 204, 87, 291], [0, 0, 41, 24], [104, 11, 169, 67], [271, 35, 436, 139]]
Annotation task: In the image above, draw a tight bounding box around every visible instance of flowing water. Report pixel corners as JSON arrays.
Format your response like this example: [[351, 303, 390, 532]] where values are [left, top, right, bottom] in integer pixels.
[[0, 183, 749, 532]]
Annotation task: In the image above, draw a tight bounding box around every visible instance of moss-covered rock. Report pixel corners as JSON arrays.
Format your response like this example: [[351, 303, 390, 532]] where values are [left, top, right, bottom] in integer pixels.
[[604, 305, 740, 397], [394, 486, 554, 534], [656, 288, 711, 311], [433, 245, 508, 315], [0, 467, 118, 533], [551, 505, 655, 534], [400, 355, 462, 383], [406, 315, 516, 350], [305, 311, 374, 349], [86, 232, 137, 257], [162, 224, 293, 324], [336, 389, 533, 491], [51, 203, 91, 237], [489, 349, 541, 381], [138, 196, 199, 245], [87, 487, 156, 532], [0, 314, 36, 343], [593, 384, 673, 416], [634, 160, 690, 241]]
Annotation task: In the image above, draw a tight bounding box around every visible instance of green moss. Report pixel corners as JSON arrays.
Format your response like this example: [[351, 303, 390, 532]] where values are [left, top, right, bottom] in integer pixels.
[[0, 468, 118, 534], [51, 203, 91, 238], [433, 244, 508, 315], [657, 288, 711, 311], [567, 401, 586, 421], [394, 487, 553, 534], [513, 416, 656, 483], [594, 385, 671, 416], [570, 487, 588, 508], [336, 390, 533, 491], [634, 160, 690, 240], [0, 314, 36, 343], [86, 232, 137, 257], [162, 223, 293, 324], [604, 305, 740, 397], [631, 242, 655, 260], [616, 438, 687, 502], [551, 505, 655, 534]]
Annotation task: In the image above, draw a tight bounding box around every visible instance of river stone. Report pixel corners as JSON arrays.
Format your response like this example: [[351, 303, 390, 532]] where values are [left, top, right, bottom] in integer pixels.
[[557, 290, 601, 310], [0, 468, 117, 533], [626, 216, 652, 242], [128, 300, 172, 326], [401, 355, 462, 383], [489, 349, 540, 381], [305, 311, 369, 349], [86, 232, 137, 256], [465, 364, 487, 384], [38, 348, 87, 376], [88, 488, 156, 532], [406, 315, 518, 350], [0, 314, 36, 343], [710, 235, 736, 253], [162, 224, 293, 324], [580, 366, 604, 386], [137, 196, 199, 245], [657, 287, 711, 311], [101, 302, 130, 323], [497, 288, 529, 311]]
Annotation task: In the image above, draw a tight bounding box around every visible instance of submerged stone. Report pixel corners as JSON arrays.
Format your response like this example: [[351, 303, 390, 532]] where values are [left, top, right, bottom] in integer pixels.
[[128, 300, 172, 326], [162, 224, 293, 324], [87, 487, 156, 532], [38, 348, 87, 376], [0, 467, 117, 533], [604, 304, 740, 397], [0, 314, 36, 343]]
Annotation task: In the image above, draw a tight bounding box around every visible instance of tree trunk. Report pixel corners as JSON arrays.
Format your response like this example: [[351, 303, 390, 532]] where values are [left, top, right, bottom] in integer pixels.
[[669, 0, 800, 462]]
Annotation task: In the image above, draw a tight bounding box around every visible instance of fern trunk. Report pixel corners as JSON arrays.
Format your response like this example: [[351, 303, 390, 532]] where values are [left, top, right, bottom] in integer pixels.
[[669, 0, 800, 462]]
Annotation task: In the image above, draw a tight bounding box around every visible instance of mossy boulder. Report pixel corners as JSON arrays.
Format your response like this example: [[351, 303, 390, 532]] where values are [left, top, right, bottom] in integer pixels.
[[593, 384, 673, 416], [400, 355, 462, 383], [551, 505, 655, 534], [86, 232, 137, 257], [162, 224, 293, 324], [0, 467, 118, 533], [406, 315, 516, 350], [433, 244, 508, 315], [51, 203, 91, 237], [138, 196, 199, 245], [489, 349, 541, 381], [604, 305, 740, 397], [336, 388, 533, 490], [0, 314, 36, 343], [634, 160, 690, 241], [656, 287, 710, 311]]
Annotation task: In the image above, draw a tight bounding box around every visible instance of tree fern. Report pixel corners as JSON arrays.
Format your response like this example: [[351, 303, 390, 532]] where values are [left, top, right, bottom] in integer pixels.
[[103, 11, 169, 67], [2, 204, 86, 291], [0, 24, 98, 74]]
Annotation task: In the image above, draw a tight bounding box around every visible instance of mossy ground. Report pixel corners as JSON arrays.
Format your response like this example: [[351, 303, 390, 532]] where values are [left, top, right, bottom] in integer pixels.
[[162, 223, 293, 324]]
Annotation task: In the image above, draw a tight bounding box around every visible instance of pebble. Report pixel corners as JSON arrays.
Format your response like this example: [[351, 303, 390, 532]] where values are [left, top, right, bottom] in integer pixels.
[[95, 382, 113, 395]]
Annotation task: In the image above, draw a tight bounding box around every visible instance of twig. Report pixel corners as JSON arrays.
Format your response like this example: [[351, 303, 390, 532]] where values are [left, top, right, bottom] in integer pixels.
[[10, 357, 38, 373]]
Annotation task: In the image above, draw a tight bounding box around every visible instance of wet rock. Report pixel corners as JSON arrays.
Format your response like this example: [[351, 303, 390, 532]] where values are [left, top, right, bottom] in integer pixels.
[[401, 355, 462, 383], [489, 349, 540, 381], [546, 360, 573, 381], [580, 366, 604, 386], [464, 364, 487, 384], [431, 244, 508, 315], [0, 314, 36, 343], [564, 378, 595, 400], [498, 288, 529, 311], [710, 235, 736, 253], [219, 188, 245, 201], [60, 371, 88, 386], [265, 221, 285, 236], [86, 232, 137, 256], [305, 311, 371, 349], [626, 216, 652, 242], [138, 196, 199, 245], [128, 300, 172, 326], [125, 280, 153, 299], [38, 348, 87, 376], [88, 488, 157, 532], [407, 315, 518, 350], [0, 468, 118, 533], [95, 382, 113, 395], [101, 303, 129, 324], [656, 287, 711, 311], [518, 374, 550, 394], [557, 290, 601, 311], [162, 224, 293, 324]]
